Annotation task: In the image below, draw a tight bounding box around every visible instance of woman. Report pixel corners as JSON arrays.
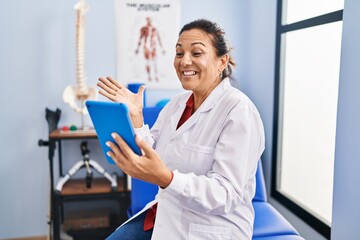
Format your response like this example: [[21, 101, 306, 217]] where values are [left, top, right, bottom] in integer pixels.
[[98, 19, 265, 240]]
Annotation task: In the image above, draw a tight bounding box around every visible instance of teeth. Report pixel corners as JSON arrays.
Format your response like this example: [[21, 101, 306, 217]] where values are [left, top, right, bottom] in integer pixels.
[[183, 71, 196, 76]]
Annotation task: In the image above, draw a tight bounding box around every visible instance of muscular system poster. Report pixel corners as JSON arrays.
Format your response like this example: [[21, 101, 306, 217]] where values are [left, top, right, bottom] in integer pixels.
[[114, 0, 181, 89]]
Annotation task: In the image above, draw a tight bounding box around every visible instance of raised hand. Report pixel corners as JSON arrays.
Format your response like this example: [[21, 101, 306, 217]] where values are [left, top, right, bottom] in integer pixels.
[[97, 76, 145, 127]]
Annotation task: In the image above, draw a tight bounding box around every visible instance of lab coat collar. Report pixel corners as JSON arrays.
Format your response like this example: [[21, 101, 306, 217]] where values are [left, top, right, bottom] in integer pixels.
[[169, 78, 231, 139], [197, 78, 230, 113]]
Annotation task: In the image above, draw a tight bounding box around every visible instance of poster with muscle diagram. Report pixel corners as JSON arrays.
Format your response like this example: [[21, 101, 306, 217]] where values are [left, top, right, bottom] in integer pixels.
[[114, 0, 181, 89]]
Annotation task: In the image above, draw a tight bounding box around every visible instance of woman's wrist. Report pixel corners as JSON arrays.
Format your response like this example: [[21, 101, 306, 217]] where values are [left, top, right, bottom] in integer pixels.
[[159, 169, 174, 189], [130, 110, 144, 128]]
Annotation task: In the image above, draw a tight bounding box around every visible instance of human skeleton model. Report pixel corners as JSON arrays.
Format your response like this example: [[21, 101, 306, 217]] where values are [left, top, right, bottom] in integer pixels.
[[135, 17, 165, 82], [57, 0, 117, 191], [63, 0, 97, 121]]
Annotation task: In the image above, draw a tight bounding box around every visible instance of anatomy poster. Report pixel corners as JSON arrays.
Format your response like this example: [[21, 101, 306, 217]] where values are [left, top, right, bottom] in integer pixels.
[[114, 0, 181, 89]]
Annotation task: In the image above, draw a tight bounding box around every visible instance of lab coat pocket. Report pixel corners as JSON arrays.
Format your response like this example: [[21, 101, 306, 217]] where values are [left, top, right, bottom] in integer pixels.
[[185, 144, 215, 154], [184, 144, 216, 174], [189, 223, 231, 240]]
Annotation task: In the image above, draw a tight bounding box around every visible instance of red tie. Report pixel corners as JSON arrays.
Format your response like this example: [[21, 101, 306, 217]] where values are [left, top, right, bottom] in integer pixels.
[[143, 94, 194, 231]]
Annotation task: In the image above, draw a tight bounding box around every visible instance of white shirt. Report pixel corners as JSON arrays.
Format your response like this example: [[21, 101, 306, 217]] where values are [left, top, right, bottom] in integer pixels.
[[133, 78, 265, 240]]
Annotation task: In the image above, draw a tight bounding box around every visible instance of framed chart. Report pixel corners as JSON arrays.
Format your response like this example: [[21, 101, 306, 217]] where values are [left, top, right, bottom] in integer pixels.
[[114, 0, 181, 89]]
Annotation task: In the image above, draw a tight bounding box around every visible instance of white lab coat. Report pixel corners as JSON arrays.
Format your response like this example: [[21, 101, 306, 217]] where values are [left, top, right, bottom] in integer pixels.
[[130, 78, 265, 239]]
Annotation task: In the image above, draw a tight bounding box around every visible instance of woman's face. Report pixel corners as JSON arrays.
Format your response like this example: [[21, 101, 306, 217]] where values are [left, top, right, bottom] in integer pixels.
[[174, 29, 226, 95]]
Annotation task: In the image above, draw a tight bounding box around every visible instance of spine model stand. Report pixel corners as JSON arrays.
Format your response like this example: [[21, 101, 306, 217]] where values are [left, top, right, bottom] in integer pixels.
[[55, 141, 118, 192], [57, 0, 117, 192]]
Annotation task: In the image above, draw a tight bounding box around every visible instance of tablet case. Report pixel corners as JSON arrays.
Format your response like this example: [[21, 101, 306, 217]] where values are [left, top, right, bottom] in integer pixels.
[[85, 100, 142, 164]]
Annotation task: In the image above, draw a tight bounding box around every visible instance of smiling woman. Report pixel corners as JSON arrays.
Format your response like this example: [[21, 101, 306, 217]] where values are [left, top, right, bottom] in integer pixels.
[[173, 20, 235, 111], [174, 29, 228, 109], [98, 19, 265, 240]]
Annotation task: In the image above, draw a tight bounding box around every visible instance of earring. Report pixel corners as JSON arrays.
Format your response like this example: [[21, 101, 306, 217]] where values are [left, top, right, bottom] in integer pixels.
[[219, 72, 223, 78]]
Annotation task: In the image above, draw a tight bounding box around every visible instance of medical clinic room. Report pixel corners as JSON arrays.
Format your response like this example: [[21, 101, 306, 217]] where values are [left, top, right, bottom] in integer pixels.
[[1, 0, 359, 239]]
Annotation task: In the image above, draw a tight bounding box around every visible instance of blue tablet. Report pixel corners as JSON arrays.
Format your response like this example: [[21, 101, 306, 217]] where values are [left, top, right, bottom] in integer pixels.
[[86, 100, 142, 164]]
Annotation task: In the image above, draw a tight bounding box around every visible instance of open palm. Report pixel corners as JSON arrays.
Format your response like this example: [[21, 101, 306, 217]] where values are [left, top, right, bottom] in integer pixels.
[[97, 76, 145, 127]]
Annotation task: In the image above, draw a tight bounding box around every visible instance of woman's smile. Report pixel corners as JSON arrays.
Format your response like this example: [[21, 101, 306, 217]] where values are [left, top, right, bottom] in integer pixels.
[[182, 70, 198, 76]]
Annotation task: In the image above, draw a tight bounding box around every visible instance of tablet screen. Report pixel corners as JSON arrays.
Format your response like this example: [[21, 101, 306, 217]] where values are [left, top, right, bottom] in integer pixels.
[[86, 100, 142, 164]]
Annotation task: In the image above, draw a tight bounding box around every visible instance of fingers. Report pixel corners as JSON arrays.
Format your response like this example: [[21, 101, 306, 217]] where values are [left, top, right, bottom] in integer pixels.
[[106, 133, 136, 173], [106, 140, 126, 167], [137, 85, 146, 97], [98, 77, 115, 92], [97, 76, 124, 93], [97, 77, 116, 101], [98, 76, 129, 102], [106, 76, 124, 90], [97, 82, 116, 98], [135, 135, 155, 158], [97, 76, 145, 105], [108, 133, 153, 160], [98, 88, 117, 102], [97, 80, 116, 95], [111, 133, 136, 160]]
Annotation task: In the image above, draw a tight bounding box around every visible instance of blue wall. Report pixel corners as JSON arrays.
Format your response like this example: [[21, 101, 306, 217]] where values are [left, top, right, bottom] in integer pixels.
[[1, 0, 358, 239]]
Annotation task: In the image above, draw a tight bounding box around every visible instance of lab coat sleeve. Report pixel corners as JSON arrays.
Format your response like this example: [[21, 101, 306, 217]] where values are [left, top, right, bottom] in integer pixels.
[[133, 101, 172, 148], [134, 124, 155, 147], [164, 102, 265, 215]]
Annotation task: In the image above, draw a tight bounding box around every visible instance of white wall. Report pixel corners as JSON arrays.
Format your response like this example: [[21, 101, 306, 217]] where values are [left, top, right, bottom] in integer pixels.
[[331, 0, 360, 238], [0, 0, 243, 238]]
